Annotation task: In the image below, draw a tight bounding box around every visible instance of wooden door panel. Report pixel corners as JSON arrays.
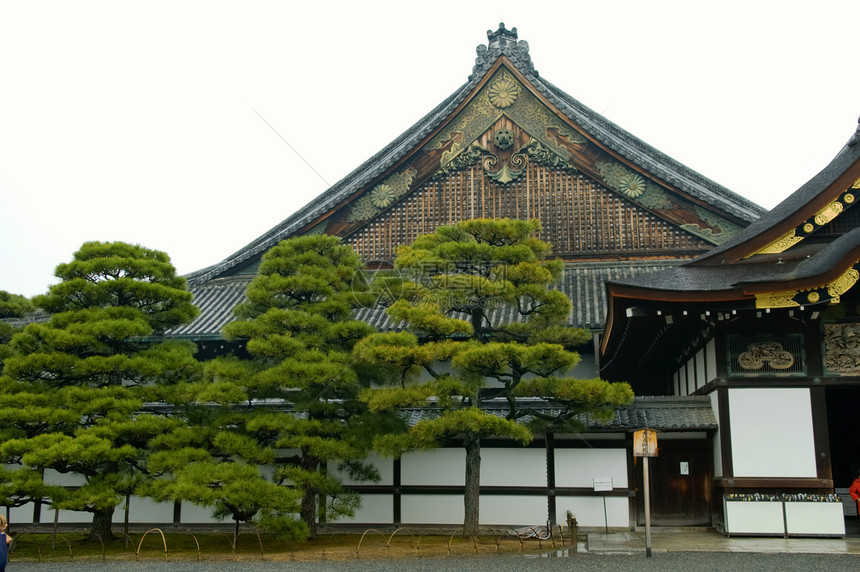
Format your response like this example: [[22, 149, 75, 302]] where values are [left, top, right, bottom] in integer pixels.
[[636, 441, 712, 526]]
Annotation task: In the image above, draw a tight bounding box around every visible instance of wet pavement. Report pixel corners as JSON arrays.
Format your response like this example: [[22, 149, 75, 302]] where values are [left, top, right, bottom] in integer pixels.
[[6, 520, 860, 570], [583, 517, 860, 555]]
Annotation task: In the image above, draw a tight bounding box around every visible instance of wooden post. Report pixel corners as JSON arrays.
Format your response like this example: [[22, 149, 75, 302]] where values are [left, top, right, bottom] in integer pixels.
[[633, 428, 658, 559], [643, 456, 652, 558]]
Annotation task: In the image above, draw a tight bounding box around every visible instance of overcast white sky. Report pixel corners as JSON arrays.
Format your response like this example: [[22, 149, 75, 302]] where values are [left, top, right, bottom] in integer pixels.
[[2, 1, 859, 297]]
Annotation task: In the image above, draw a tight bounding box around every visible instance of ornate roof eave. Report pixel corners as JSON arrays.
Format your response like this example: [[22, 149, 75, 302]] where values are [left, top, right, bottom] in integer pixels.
[[693, 117, 860, 266], [605, 228, 860, 303], [600, 229, 860, 358]]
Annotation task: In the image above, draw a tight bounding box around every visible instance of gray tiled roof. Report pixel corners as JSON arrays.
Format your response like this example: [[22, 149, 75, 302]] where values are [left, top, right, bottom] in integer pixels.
[[400, 396, 717, 432], [168, 276, 252, 338], [170, 260, 682, 338]]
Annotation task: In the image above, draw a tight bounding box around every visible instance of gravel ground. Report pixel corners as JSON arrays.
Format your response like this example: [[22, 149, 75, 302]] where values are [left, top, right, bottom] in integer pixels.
[[7, 552, 860, 572]]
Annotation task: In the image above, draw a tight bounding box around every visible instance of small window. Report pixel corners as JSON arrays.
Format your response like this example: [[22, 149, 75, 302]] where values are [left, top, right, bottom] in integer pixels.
[[727, 334, 805, 377]]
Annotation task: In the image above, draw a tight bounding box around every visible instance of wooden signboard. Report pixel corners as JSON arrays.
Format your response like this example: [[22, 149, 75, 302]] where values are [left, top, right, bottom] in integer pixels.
[[633, 428, 658, 457]]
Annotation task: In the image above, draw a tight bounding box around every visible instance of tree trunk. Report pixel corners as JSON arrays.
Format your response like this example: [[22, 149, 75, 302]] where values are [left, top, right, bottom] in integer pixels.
[[300, 454, 321, 539], [463, 433, 481, 538], [89, 506, 115, 542]]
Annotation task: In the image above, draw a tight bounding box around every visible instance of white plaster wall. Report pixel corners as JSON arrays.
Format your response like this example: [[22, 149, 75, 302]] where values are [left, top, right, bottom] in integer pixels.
[[113, 496, 174, 523], [328, 453, 394, 486], [555, 496, 628, 527], [401, 449, 464, 486], [729, 388, 816, 478], [680, 362, 687, 394], [54, 509, 89, 523], [710, 391, 723, 478], [43, 468, 85, 487], [695, 351, 706, 391], [687, 357, 696, 393], [480, 449, 546, 487], [9, 503, 35, 524], [572, 354, 598, 378], [401, 494, 548, 526], [401, 494, 462, 524], [335, 494, 393, 524], [555, 448, 627, 488], [480, 495, 547, 525], [706, 339, 717, 384], [179, 501, 221, 523]]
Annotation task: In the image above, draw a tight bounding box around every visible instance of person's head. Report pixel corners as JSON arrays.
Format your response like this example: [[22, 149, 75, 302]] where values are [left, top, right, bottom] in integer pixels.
[[0, 514, 6, 531]]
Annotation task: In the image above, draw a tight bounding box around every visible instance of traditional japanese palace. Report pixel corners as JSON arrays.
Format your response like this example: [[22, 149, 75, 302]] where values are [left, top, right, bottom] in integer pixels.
[[28, 24, 858, 535], [600, 116, 860, 536], [175, 23, 762, 347]]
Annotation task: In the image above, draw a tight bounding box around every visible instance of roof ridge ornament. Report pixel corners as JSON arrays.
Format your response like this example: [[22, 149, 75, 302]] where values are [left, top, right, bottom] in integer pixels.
[[487, 22, 518, 49], [471, 23, 536, 81]]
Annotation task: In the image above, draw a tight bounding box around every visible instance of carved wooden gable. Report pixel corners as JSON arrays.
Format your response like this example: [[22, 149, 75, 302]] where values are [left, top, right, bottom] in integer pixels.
[[309, 66, 744, 264], [186, 25, 763, 290], [180, 25, 765, 338]]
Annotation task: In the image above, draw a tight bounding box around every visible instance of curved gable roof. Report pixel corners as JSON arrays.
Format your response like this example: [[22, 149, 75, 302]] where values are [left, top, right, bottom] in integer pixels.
[[605, 117, 860, 300], [187, 24, 763, 287], [694, 119, 860, 266]]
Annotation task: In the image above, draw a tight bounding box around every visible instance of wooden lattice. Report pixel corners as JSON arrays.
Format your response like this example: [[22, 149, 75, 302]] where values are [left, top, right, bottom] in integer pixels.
[[346, 163, 711, 261]]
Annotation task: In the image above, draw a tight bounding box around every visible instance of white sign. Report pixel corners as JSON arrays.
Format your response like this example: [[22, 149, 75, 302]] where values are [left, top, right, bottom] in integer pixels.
[[680, 461, 689, 475], [593, 476, 613, 491]]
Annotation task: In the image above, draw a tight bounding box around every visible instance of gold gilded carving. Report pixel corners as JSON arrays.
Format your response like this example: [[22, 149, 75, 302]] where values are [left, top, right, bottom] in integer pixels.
[[738, 342, 795, 370], [488, 77, 520, 108], [824, 322, 860, 375], [482, 150, 526, 184], [752, 181, 859, 256], [436, 141, 486, 177], [756, 266, 859, 309], [755, 291, 800, 308], [348, 169, 417, 222], [814, 201, 844, 226], [618, 173, 646, 198], [370, 184, 395, 208], [522, 139, 578, 171], [827, 267, 860, 298], [431, 68, 589, 174], [432, 93, 498, 165], [756, 230, 803, 255]]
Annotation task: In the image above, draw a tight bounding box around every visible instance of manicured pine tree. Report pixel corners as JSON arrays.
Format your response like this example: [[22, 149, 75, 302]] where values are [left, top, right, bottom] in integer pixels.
[[142, 355, 307, 542], [0, 291, 73, 528], [223, 234, 393, 539], [1, 241, 200, 540], [355, 219, 634, 537]]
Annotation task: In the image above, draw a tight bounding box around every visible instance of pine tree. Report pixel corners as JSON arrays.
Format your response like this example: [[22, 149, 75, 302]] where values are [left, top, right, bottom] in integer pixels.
[[2, 241, 199, 539], [222, 235, 391, 538], [355, 219, 634, 537]]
